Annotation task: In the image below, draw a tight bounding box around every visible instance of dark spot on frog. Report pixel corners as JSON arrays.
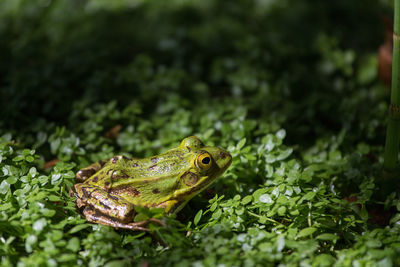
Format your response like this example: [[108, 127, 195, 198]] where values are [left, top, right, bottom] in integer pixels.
[[122, 155, 129, 160], [110, 185, 140, 196], [132, 162, 139, 167], [81, 187, 90, 198], [123, 187, 140, 196], [178, 153, 185, 160], [151, 157, 159, 163], [186, 146, 191, 152], [112, 156, 119, 163], [219, 151, 227, 159], [148, 165, 157, 171], [93, 208, 103, 218], [152, 188, 160, 194], [104, 182, 111, 192], [98, 160, 106, 167], [107, 193, 119, 201], [100, 201, 111, 210], [92, 176, 98, 183]]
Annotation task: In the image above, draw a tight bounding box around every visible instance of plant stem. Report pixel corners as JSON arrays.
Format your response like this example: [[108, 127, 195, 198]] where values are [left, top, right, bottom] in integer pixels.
[[383, 0, 400, 171]]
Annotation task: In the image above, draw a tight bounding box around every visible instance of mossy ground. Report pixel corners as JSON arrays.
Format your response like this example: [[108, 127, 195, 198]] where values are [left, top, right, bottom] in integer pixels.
[[0, 0, 399, 266]]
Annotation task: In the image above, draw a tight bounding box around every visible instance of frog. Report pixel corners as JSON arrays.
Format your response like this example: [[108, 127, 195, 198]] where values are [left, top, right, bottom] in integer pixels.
[[70, 136, 232, 231]]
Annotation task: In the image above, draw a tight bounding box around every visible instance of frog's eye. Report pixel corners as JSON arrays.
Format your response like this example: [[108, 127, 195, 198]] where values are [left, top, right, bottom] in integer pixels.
[[197, 152, 212, 170]]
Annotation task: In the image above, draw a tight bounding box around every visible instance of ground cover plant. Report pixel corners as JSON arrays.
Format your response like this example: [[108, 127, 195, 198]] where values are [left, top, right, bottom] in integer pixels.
[[1, 0, 400, 266]]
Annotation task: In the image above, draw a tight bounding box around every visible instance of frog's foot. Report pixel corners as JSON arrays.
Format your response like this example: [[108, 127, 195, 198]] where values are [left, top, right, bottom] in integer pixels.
[[76, 160, 107, 182], [83, 207, 165, 231]]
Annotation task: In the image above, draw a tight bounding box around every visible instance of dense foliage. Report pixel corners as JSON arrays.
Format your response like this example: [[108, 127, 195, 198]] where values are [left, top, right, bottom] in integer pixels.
[[1, 0, 399, 266]]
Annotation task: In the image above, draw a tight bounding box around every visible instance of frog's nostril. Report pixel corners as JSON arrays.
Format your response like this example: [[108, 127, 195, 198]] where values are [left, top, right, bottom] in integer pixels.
[[219, 151, 226, 159]]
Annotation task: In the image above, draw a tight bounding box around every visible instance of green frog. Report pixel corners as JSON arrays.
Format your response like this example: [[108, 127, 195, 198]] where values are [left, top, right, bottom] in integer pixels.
[[70, 136, 232, 231]]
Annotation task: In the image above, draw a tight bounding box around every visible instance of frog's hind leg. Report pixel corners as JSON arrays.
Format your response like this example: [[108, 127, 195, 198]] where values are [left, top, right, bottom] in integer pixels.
[[76, 160, 107, 182], [82, 207, 165, 232]]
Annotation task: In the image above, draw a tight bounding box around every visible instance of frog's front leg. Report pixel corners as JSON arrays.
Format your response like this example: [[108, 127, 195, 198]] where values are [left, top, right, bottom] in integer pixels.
[[76, 160, 107, 182], [74, 184, 164, 231], [74, 183, 135, 222]]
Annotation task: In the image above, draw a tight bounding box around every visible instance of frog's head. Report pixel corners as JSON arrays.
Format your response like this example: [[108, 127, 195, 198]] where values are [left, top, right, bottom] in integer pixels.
[[169, 136, 232, 212]]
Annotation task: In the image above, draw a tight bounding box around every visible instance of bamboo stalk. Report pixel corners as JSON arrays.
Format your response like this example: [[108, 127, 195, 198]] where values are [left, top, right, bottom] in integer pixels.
[[383, 0, 400, 171]]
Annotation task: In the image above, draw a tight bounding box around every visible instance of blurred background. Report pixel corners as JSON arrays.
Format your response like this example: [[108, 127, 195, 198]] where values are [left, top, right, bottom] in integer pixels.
[[0, 0, 393, 146]]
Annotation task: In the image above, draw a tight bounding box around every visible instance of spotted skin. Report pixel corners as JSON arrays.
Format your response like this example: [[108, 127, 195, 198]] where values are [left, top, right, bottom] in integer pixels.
[[71, 136, 232, 231]]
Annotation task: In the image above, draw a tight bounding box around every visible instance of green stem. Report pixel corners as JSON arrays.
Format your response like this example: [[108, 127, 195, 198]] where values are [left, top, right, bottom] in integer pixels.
[[383, 0, 400, 171]]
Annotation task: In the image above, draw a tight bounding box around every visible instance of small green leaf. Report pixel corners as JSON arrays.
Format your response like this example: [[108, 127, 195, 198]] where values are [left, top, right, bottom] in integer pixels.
[[25, 235, 37, 253], [237, 138, 246, 150], [210, 201, 218, 212], [48, 195, 62, 202], [212, 209, 222, 220], [297, 227, 317, 238], [316, 233, 338, 241], [69, 224, 91, 234], [6, 176, 18, 184], [277, 206, 286, 216], [26, 155, 35, 162], [276, 235, 285, 252], [29, 167, 37, 177], [0, 180, 10, 194], [21, 149, 31, 156], [33, 218, 47, 232], [66, 237, 80, 252], [303, 191, 316, 200], [259, 194, 273, 204], [13, 155, 24, 162], [134, 213, 149, 222], [241, 195, 252, 205], [194, 209, 202, 225], [276, 129, 286, 139]]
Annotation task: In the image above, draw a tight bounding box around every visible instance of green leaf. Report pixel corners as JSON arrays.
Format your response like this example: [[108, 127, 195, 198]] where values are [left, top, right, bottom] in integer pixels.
[[259, 194, 273, 204], [26, 155, 35, 162], [277, 206, 286, 216], [22, 149, 31, 156], [241, 195, 252, 205], [212, 209, 222, 220], [276, 129, 286, 139], [25, 235, 37, 253], [13, 155, 24, 162], [66, 237, 80, 252], [33, 218, 47, 232], [194, 209, 202, 225], [0, 180, 10, 194], [316, 233, 338, 241], [237, 138, 246, 150], [297, 227, 317, 238], [6, 176, 18, 184], [303, 191, 316, 201], [69, 224, 91, 234]]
